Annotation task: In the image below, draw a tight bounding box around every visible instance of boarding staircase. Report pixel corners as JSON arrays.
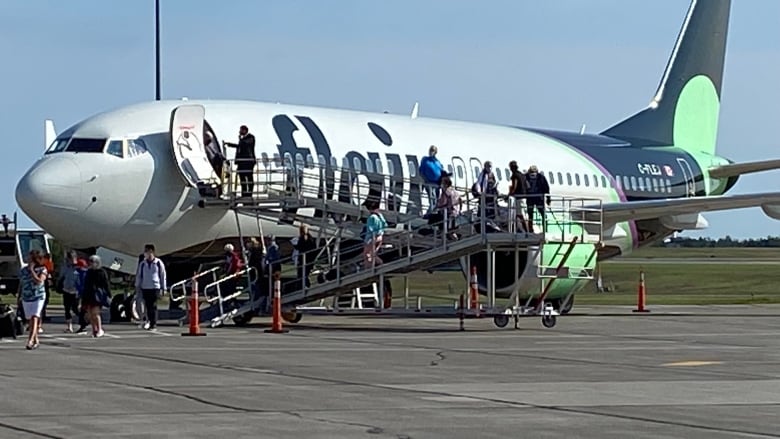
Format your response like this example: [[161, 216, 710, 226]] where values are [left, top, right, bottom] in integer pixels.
[[173, 159, 603, 327]]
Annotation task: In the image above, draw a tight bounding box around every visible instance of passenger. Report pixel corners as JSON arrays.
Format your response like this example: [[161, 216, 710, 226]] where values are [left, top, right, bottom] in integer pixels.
[[419, 145, 444, 214], [525, 165, 551, 233], [435, 175, 462, 240], [134, 244, 166, 331], [473, 161, 498, 220], [58, 251, 80, 333], [74, 258, 90, 334], [224, 125, 256, 198], [222, 244, 244, 299], [264, 235, 282, 276], [204, 131, 226, 180], [362, 201, 388, 268], [81, 255, 111, 338], [41, 252, 54, 327], [246, 237, 265, 299], [293, 225, 317, 289], [509, 161, 529, 232], [19, 250, 47, 350]]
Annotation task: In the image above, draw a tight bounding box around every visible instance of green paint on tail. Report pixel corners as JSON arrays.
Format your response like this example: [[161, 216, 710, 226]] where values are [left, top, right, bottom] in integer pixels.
[[672, 74, 721, 156]]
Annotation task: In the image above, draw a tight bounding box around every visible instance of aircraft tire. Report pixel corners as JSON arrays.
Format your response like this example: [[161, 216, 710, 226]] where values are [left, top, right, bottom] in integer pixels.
[[541, 314, 557, 329], [493, 315, 509, 328], [110, 294, 129, 323]]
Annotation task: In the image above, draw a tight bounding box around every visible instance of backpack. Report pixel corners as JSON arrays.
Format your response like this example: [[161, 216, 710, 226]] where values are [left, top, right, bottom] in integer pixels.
[[360, 213, 386, 241]]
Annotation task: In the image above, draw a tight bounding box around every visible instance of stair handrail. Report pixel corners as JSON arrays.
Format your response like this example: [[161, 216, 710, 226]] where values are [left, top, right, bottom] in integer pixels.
[[169, 266, 221, 302]]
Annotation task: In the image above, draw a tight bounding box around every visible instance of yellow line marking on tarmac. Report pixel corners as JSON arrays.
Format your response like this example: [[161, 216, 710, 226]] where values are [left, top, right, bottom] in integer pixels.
[[662, 361, 723, 367]]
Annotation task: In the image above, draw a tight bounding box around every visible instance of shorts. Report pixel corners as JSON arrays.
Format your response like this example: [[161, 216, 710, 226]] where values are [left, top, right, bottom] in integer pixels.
[[23, 299, 45, 318]]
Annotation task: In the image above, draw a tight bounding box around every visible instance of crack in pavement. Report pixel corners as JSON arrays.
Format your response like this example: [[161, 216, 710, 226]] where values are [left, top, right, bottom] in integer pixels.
[[429, 351, 446, 366]]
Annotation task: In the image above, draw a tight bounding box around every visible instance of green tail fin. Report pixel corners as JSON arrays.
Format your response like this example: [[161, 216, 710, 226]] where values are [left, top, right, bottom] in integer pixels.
[[600, 0, 731, 156]]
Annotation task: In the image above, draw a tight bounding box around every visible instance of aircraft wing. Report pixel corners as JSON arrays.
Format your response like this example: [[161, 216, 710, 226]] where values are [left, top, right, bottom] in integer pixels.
[[708, 159, 780, 178], [589, 192, 780, 226]]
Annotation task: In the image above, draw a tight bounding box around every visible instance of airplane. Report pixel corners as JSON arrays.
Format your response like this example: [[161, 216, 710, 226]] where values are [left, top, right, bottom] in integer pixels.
[[14, 0, 780, 314]]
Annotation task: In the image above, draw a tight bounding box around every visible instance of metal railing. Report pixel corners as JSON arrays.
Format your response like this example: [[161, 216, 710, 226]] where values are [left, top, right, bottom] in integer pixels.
[[169, 266, 221, 303]]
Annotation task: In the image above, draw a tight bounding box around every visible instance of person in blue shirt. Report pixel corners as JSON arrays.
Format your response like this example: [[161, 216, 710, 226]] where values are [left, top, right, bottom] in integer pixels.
[[19, 250, 48, 350], [419, 145, 444, 214], [362, 201, 388, 268]]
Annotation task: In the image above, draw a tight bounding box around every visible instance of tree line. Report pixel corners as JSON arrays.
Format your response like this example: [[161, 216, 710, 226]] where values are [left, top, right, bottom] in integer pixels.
[[656, 236, 780, 248]]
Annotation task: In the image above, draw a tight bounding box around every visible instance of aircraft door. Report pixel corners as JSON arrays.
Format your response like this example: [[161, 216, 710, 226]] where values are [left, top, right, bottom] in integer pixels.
[[451, 157, 467, 189], [676, 158, 695, 197], [469, 157, 483, 185], [170, 105, 217, 187]]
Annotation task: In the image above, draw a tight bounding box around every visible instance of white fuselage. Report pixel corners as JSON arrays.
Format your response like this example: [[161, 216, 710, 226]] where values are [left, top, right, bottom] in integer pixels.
[[16, 99, 634, 257]]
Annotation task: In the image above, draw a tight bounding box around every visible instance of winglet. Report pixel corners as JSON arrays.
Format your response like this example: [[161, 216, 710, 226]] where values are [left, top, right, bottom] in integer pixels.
[[411, 102, 419, 119], [44, 119, 56, 151]]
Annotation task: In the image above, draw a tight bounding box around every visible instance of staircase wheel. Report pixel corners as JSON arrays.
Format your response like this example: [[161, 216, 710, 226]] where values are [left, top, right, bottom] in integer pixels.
[[232, 314, 253, 327]]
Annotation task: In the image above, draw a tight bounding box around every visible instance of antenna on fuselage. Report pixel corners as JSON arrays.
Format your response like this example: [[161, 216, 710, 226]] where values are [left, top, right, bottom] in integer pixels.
[[155, 0, 161, 100], [579, 123, 586, 135]]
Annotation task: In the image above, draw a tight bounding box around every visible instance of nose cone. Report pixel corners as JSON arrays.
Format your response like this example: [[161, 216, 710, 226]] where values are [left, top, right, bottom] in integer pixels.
[[16, 157, 83, 218]]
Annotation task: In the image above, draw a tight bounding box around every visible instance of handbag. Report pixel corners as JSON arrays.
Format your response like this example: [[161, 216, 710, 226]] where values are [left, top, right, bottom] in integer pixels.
[[96, 287, 111, 308]]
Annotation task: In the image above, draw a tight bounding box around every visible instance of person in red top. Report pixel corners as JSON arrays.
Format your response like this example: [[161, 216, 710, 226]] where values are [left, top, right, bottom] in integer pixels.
[[222, 244, 244, 299], [40, 253, 55, 328]]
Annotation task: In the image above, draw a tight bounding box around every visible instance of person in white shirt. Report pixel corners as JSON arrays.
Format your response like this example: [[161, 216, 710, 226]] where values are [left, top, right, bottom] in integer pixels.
[[134, 244, 167, 330]]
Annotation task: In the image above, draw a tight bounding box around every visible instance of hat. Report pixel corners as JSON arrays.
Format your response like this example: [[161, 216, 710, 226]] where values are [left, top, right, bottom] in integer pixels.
[[528, 165, 539, 173], [76, 258, 88, 268], [224, 243, 234, 252]]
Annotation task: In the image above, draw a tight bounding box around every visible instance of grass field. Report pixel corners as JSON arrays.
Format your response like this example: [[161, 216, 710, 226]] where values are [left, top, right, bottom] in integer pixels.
[[27, 248, 780, 310], [382, 248, 780, 306]]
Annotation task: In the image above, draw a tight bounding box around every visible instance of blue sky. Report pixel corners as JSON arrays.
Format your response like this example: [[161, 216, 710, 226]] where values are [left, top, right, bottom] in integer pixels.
[[2, 0, 779, 239]]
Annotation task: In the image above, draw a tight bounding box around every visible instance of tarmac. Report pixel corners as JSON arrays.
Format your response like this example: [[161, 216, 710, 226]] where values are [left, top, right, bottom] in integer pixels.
[[2, 305, 780, 438]]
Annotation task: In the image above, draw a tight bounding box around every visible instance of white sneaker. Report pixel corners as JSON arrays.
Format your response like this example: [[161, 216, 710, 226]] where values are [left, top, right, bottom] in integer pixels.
[[95, 329, 104, 338], [142, 322, 150, 330]]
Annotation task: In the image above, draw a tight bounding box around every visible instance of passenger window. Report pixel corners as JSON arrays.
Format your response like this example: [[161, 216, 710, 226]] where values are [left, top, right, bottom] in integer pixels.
[[330, 156, 338, 168], [353, 157, 362, 172], [651, 179, 658, 192], [549, 172, 555, 185], [645, 177, 652, 192], [295, 153, 305, 170], [602, 176, 608, 188], [630, 176, 637, 191], [106, 140, 123, 158], [583, 174, 590, 187], [408, 161, 417, 177], [496, 170, 502, 181], [666, 179, 672, 193], [317, 154, 325, 166], [457, 165, 464, 179], [615, 175, 622, 190], [623, 175, 631, 190], [474, 167, 480, 180], [593, 175, 599, 187], [342, 157, 349, 169], [566, 173, 573, 186], [306, 154, 314, 168], [284, 153, 293, 168], [448, 164, 454, 176], [557, 172, 563, 185], [262, 152, 270, 166], [387, 160, 395, 176], [365, 158, 374, 173], [505, 169, 510, 181], [575, 174, 581, 186], [375, 158, 383, 174]]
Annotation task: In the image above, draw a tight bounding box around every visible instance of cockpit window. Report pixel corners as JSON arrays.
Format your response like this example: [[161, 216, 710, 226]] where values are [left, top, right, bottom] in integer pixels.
[[106, 140, 123, 158], [127, 138, 148, 157], [65, 138, 107, 153], [46, 138, 70, 154]]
